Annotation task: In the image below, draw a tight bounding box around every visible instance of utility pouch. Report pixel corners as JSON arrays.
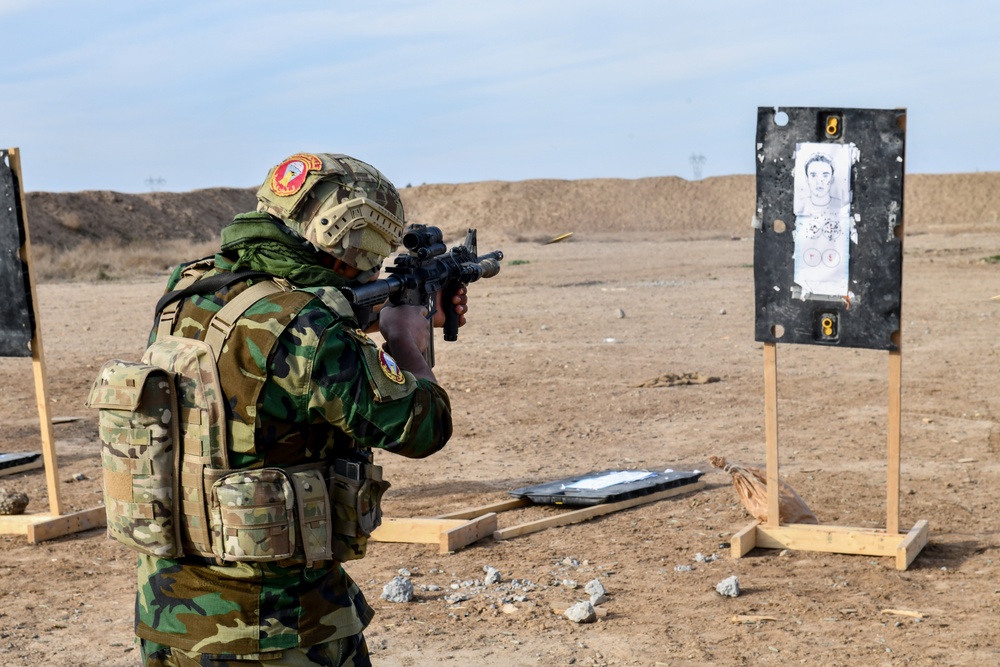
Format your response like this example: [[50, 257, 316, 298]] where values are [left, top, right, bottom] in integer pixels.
[[143, 335, 231, 557], [328, 455, 390, 562], [209, 468, 296, 562], [85, 360, 182, 558], [288, 467, 334, 565]]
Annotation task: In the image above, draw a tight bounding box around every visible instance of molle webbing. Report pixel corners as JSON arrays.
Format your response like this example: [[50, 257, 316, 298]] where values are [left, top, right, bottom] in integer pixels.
[[149, 271, 370, 563], [89, 269, 388, 564], [154, 268, 273, 341], [154, 279, 285, 557]]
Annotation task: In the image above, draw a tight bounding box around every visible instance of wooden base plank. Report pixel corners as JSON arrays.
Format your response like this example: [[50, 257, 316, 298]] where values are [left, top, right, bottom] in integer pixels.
[[731, 520, 759, 558], [27, 507, 106, 542], [371, 514, 498, 553], [896, 519, 930, 571], [0, 514, 42, 536], [0, 506, 106, 542], [371, 518, 469, 544], [494, 481, 706, 541], [732, 520, 930, 571], [755, 523, 898, 557], [440, 513, 497, 554]]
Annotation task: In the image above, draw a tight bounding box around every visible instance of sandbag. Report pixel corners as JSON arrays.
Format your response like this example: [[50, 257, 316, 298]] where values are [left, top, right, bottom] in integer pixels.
[[710, 456, 818, 525]]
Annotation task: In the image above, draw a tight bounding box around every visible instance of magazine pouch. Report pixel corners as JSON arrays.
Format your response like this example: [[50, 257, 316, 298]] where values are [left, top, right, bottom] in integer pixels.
[[328, 454, 390, 561], [86, 359, 182, 558]]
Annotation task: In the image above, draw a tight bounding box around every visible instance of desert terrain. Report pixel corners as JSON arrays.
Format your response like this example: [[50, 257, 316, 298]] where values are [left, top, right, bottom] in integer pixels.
[[1, 173, 1000, 666]]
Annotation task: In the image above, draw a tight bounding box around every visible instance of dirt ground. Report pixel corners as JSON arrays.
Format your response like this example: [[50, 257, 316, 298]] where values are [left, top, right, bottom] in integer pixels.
[[2, 218, 1000, 666]]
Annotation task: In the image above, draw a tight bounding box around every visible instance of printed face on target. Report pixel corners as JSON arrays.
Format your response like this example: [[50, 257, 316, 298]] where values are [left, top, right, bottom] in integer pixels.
[[806, 157, 834, 204]]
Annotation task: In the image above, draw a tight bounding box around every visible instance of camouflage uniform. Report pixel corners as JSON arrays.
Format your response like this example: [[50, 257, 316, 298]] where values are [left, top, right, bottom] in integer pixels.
[[134, 212, 452, 663], [141, 634, 369, 667]]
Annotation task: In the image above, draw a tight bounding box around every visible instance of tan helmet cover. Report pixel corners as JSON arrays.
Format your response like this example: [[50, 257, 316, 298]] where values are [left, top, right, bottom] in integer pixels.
[[255, 153, 405, 271]]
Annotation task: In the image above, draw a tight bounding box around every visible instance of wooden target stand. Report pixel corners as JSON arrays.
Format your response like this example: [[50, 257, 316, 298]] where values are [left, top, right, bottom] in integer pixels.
[[733, 107, 928, 570], [730, 340, 929, 570], [0, 148, 105, 543]]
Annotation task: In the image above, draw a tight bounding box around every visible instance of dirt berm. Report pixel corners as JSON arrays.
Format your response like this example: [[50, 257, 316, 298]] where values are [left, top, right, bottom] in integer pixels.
[[22, 172, 1000, 251]]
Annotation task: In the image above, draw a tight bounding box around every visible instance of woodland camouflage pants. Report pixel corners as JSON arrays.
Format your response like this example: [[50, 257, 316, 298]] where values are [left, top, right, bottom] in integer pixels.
[[140, 635, 371, 667]]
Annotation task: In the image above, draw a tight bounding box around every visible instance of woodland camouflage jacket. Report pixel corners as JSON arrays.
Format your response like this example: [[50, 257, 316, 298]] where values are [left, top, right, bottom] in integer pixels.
[[134, 255, 453, 657]]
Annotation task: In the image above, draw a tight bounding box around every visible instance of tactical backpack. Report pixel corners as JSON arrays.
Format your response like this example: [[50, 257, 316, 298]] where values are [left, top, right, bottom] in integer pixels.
[[86, 274, 389, 564]]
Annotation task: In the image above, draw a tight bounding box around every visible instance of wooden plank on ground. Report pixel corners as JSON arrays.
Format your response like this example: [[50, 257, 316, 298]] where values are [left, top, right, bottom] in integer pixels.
[[438, 498, 531, 520], [735, 519, 928, 570], [896, 519, 930, 571], [493, 481, 705, 541], [20, 506, 107, 543], [371, 517, 469, 544], [372, 514, 497, 553], [754, 523, 899, 557], [881, 608, 925, 619], [439, 513, 497, 554], [731, 520, 759, 558], [0, 514, 40, 536]]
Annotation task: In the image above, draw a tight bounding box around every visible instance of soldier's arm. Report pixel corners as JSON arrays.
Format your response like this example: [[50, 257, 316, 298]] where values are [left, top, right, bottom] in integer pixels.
[[308, 321, 452, 459]]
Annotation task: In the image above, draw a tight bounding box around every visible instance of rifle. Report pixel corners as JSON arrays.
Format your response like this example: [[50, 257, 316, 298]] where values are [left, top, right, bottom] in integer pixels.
[[340, 225, 503, 367]]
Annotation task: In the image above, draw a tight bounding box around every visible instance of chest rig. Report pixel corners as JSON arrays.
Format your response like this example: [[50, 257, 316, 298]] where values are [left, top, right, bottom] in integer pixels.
[[86, 267, 389, 565]]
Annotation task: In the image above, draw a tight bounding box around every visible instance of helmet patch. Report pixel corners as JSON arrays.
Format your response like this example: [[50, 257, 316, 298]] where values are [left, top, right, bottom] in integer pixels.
[[379, 350, 406, 384], [270, 153, 323, 196]]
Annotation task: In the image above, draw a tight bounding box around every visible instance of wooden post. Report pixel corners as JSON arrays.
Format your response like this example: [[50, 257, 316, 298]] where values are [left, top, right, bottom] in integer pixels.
[[887, 343, 903, 536], [763, 342, 780, 527], [8, 148, 64, 516], [0, 148, 106, 542]]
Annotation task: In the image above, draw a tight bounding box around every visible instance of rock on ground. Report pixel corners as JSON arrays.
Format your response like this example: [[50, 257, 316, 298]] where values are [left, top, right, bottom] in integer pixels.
[[565, 601, 597, 623], [381, 576, 414, 603], [0, 488, 29, 515], [716, 575, 740, 598]]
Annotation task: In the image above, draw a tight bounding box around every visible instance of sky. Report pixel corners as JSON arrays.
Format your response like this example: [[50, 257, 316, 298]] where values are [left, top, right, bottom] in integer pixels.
[[1, 0, 997, 193]]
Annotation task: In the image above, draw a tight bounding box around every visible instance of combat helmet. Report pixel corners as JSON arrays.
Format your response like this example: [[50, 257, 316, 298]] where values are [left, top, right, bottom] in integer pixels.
[[256, 153, 405, 271]]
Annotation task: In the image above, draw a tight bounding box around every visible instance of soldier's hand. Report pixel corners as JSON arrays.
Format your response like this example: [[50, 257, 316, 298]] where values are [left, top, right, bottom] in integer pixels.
[[433, 286, 468, 328], [379, 303, 432, 357]]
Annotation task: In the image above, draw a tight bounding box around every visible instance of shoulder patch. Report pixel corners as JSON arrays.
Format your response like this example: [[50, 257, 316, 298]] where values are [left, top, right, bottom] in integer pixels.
[[379, 351, 406, 384], [270, 153, 323, 196], [342, 327, 415, 402]]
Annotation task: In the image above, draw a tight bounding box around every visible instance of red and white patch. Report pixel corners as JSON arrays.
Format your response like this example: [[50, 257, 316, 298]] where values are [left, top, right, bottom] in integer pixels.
[[379, 351, 406, 384], [269, 153, 323, 196]]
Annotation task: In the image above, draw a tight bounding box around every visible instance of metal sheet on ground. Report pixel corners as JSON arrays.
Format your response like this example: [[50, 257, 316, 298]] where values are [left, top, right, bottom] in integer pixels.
[[509, 468, 704, 506]]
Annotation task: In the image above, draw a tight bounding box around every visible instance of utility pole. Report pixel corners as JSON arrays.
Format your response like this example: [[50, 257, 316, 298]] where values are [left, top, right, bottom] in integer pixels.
[[689, 153, 706, 180]]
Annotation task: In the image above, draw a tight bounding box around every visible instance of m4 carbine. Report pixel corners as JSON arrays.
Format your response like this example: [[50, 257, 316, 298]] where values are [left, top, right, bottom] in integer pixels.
[[340, 225, 503, 367]]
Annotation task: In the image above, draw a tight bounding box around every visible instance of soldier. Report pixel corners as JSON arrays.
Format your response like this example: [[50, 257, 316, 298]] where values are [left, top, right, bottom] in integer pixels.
[[137, 153, 465, 666]]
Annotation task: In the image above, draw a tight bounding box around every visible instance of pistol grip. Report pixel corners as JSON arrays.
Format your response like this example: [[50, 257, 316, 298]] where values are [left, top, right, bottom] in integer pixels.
[[442, 283, 461, 342]]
